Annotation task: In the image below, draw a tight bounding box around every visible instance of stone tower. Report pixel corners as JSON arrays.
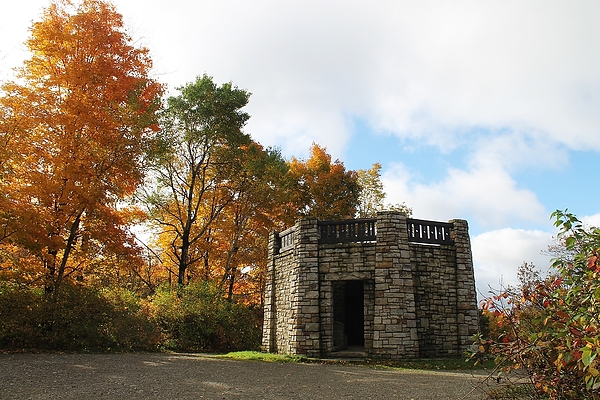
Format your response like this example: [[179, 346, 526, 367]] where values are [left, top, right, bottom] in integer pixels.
[[262, 211, 479, 358]]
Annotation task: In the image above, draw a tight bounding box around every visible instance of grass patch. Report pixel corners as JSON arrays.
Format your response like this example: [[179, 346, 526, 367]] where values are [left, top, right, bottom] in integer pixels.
[[219, 351, 495, 371], [218, 351, 308, 363], [369, 357, 496, 371]]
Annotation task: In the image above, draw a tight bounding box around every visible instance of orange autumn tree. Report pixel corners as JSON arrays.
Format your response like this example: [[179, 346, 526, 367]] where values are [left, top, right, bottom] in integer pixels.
[[287, 143, 360, 220], [0, 0, 162, 295], [205, 143, 290, 302]]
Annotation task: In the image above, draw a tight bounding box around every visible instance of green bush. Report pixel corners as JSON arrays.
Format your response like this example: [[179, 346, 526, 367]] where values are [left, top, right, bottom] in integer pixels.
[[149, 281, 261, 352], [0, 284, 46, 349], [0, 280, 261, 353], [0, 284, 159, 351]]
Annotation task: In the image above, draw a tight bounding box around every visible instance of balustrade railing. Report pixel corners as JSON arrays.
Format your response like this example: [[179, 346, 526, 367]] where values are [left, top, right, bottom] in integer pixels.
[[276, 217, 453, 252], [406, 218, 453, 245], [318, 218, 377, 244]]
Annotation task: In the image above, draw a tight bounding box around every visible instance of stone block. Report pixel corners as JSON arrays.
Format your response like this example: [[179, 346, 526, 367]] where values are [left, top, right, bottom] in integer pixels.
[[301, 305, 319, 314], [410, 328, 419, 341]]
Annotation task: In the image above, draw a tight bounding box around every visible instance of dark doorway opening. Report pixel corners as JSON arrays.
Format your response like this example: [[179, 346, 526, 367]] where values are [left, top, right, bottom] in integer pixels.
[[333, 280, 364, 350]]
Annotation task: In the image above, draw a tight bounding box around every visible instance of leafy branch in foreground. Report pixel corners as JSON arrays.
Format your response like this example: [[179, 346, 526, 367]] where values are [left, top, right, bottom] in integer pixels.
[[472, 210, 600, 399]]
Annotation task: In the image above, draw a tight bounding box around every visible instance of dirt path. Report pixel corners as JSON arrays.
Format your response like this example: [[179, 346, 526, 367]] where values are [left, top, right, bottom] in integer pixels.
[[0, 353, 489, 399]]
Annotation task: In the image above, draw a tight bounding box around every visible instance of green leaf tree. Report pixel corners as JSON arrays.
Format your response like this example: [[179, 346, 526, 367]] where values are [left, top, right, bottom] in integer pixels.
[[356, 163, 412, 218], [145, 75, 252, 287]]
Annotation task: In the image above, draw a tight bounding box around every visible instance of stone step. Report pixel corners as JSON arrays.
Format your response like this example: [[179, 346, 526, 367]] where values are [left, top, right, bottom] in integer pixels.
[[329, 347, 367, 358]]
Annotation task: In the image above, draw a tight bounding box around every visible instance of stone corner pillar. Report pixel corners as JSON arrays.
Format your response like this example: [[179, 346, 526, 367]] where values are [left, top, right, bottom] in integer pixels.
[[449, 219, 480, 350], [291, 217, 321, 357], [261, 231, 279, 353], [373, 211, 419, 358]]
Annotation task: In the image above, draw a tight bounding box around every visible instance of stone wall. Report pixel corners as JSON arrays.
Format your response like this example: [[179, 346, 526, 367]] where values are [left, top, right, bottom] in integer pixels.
[[262, 211, 479, 358], [318, 242, 376, 354], [411, 243, 460, 356], [262, 230, 295, 354]]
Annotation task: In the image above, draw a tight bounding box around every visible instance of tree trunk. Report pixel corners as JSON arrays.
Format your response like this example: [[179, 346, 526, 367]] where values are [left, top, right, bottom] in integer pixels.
[[53, 211, 83, 297], [227, 269, 236, 301], [178, 233, 190, 286], [44, 249, 58, 295]]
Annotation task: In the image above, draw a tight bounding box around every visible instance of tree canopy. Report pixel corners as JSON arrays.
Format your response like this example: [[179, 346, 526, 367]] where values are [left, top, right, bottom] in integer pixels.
[[144, 75, 252, 286], [287, 143, 360, 220], [0, 0, 162, 295]]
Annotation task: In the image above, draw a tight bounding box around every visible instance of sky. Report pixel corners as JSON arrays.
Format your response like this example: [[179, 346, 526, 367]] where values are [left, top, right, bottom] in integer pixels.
[[2, 1, 600, 300]]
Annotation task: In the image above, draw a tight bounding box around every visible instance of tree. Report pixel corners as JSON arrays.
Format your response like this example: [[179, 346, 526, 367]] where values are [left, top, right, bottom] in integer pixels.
[[474, 211, 600, 399], [159, 141, 291, 301], [207, 143, 290, 301], [145, 75, 251, 287], [0, 0, 162, 296], [356, 162, 412, 218], [356, 163, 386, 218], [287, 144, 360, 220]]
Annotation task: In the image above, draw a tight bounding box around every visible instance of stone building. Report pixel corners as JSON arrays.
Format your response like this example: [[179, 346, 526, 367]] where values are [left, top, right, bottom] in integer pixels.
[[262, 211, 479, 359]]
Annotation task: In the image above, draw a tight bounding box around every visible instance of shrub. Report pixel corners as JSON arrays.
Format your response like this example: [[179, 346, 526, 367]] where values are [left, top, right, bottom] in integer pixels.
[[0, 280, 261, 353], [149, 281, 261, 352], [0, 284, 46, 349], [473, 211, 600, 399], [0, 284, 159, 351]]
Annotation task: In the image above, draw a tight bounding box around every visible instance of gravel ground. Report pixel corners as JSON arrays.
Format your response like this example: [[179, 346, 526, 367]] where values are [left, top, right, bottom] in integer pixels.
[[0, 353, 490, 399]]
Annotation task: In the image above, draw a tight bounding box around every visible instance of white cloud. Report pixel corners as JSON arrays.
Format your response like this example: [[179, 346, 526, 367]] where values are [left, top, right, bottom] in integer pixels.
[[4, 1, 600, 158], [471, 228, 554, 300], [109, 1, 600, 159], [381, 159, 546, 229], [471, 132, 569, 172], [364, 2, 600, 151], [582, 213, 600, 229]]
